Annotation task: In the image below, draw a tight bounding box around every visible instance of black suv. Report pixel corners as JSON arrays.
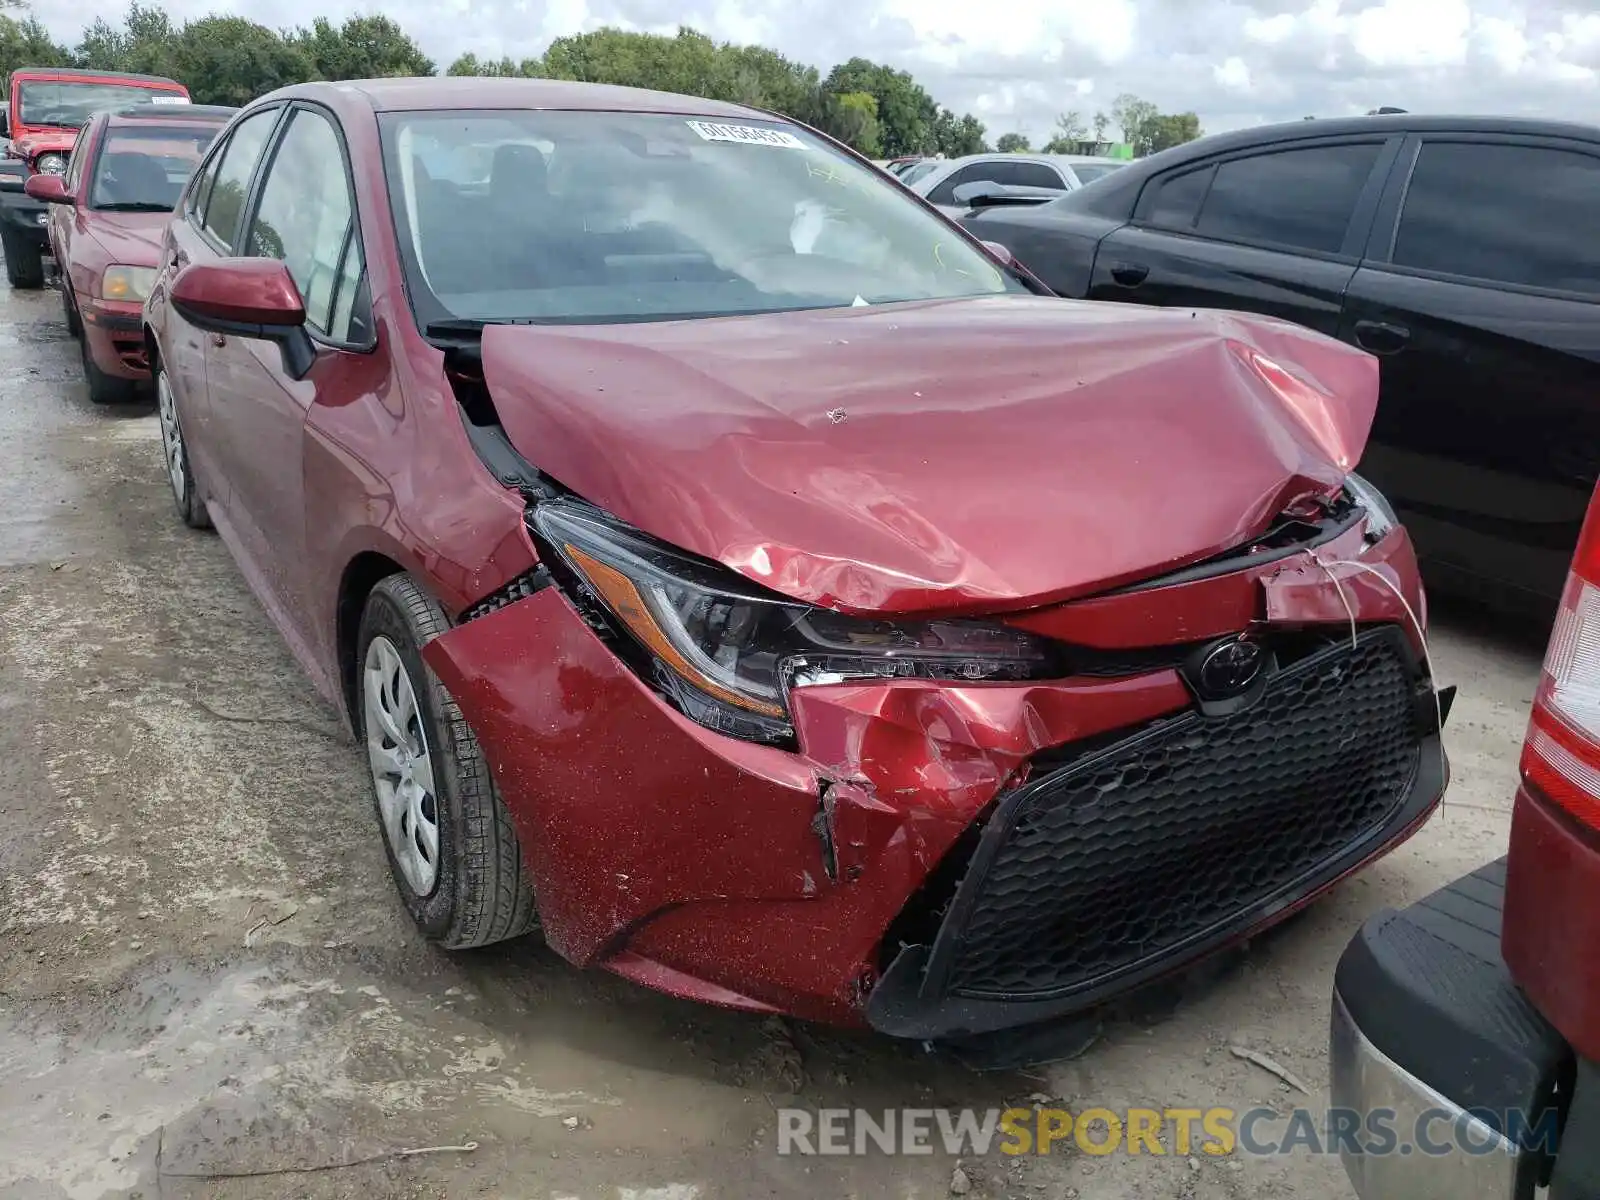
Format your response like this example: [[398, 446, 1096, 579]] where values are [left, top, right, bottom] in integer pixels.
[[961, 115, 1600, 616]]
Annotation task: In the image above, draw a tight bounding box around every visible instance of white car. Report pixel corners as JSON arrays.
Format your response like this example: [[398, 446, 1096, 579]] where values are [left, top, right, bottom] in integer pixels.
[[910, 153, 1128, 215]]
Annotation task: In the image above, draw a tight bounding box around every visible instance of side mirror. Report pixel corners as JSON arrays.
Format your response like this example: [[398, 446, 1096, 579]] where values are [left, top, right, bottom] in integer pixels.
[[0, 110, 9, 138], [170, 258, 315, 379], [24, 173, 72, 204], [951, 180, 1004, 206], [979, 240, 1015, 266]]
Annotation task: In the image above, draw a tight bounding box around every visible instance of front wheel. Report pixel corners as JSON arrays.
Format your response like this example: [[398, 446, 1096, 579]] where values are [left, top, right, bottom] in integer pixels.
[[1, 228, 44, 289], [357, 573, 538, 949], [155, 366, 211, 529]]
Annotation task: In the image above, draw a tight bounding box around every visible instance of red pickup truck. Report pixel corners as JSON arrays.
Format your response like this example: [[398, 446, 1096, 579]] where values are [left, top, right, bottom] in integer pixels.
[[0, 66, 189, 288], [1332, 479, 1600, 1198]]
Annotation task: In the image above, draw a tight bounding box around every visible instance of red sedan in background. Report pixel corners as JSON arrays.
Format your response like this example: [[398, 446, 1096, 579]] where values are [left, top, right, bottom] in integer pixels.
[[142, 78, 1449, 1046], [26, 102, 233, 403]]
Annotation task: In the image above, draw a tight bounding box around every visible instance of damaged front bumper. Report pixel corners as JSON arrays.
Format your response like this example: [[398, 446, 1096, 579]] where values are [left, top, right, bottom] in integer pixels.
[[423, 520, 1450, 1035]]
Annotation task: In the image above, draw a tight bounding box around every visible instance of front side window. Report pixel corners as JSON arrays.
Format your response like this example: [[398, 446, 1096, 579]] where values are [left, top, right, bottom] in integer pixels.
[[1392, 141, 1600, 296], [17, 81, 187, 129], [382, 110, 1024, 328], [199, 107, 279, 252], [245, 108, 359, 337], [1195, 143, 1383, 255], [89, 125, 224, 212], [63, 124, 93, 192]]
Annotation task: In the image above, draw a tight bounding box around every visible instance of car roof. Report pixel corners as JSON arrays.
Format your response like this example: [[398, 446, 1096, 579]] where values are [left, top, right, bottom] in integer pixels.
[[1050, 110, 1600, 219], [938, 152, 1120, 169], [271, 76, 773, 121], [105, 103, 237, 126], [1178, 112, 1600, 152], [10, 67, 184, 87]]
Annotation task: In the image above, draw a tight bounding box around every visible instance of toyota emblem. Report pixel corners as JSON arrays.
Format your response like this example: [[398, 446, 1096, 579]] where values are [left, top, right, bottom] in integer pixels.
[[1195, 638, 1266, 698]]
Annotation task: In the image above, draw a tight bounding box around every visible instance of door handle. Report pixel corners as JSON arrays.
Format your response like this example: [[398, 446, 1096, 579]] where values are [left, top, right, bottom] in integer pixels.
[[1109, 261, 1149, 287], [1352, 319, 1411, 355], [209, 333, 226, 348]]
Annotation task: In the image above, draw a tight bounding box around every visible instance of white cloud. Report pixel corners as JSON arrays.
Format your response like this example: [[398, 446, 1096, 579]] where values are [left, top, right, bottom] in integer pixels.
[[1213, 55, 1253, 91]]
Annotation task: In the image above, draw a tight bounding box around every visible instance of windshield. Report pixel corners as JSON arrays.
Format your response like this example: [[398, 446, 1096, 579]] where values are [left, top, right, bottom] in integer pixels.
[[89, 126, 223, 211], [18, 81, 187, 130], [380, 110, 1023, 328], [1070, 162, 1126, 184]]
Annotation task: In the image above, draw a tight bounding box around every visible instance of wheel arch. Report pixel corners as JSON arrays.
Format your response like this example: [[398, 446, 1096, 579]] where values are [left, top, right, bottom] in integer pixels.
[[337, 551, 408, 723]]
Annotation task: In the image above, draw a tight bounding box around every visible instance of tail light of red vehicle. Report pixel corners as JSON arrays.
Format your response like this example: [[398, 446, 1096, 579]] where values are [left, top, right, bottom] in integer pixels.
[[1523, 483, 1600, 829]]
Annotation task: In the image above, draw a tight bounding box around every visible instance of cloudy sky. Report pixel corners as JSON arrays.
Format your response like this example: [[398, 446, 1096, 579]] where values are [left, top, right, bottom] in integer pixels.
[[26, 0, 1600, 142]]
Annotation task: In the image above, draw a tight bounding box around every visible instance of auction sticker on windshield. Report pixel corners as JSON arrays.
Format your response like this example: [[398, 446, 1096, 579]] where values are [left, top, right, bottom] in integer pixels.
[[686, 120, 804, 148], [148, 95, 190, 104]]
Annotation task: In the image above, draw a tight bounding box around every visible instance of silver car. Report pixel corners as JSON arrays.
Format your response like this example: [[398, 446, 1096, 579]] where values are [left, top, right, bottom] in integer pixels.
[[910, 152, 1129, 215]]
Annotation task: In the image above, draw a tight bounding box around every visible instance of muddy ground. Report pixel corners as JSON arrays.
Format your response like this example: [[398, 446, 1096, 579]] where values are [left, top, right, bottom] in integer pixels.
[[0, 270, 1545, 1200]]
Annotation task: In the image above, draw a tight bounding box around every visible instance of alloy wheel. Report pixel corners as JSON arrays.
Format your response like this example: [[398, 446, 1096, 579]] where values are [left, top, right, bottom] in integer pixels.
[[156, 371, 186, 503], [363, 635, 441, 895]]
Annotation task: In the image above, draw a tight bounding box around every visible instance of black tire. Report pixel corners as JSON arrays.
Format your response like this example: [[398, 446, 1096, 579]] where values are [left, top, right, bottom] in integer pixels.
[[81, 331, 137, 405], [2, 228, 44, 289], [154, 364, 211, 529], [63, 284, 81, 338], [357, 573, 539, 949]]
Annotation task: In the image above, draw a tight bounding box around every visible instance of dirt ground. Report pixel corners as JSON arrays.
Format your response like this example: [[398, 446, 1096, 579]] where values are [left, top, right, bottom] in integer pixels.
[[0, 271, 1546, 1200]]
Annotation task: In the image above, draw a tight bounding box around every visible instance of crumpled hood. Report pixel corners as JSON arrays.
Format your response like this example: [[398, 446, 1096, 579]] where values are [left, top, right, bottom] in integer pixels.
[[81, 211, 170, 265], [481, 294, 1380, 615]]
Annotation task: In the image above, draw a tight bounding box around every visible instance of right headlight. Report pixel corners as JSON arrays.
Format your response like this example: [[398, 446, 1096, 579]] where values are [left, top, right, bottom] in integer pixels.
[[532, 498, 1063, 744], [101, 265, 157, 303], [1343, 472, 1397, 545]]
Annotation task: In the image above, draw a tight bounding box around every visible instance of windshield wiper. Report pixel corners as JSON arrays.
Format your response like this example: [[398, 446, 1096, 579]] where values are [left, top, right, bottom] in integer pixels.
[[424, 317, 548, 338], [92, 202, 172, 213]]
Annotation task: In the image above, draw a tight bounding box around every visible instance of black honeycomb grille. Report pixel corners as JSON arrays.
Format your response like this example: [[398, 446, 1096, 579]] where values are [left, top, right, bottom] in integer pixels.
[[933, 629, 1422, 1001], [459, 567, 552, 623]]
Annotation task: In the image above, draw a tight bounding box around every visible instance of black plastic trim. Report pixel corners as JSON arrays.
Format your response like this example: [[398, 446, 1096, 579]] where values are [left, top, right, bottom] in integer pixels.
[[867, 626, 1444, 1041], [1336, 857, 1571, 1148]]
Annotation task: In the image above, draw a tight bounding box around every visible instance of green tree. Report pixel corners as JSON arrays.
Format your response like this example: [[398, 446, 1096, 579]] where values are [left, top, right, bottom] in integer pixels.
[[823, 57, 940, 156], [996, 132, 1030, 153], [447, 52, 529, 77], [1139, 110, 1202, 155], [0, 14, 70, 78], [928, 106, 986, 156], [291, 15, 433, 80], [1041, 109, 1086, 153], [1105, 93, 1202, 156], [1110, 93, 1158, 144], [166, 15, 315, 106], [825, 90, 881, 156]]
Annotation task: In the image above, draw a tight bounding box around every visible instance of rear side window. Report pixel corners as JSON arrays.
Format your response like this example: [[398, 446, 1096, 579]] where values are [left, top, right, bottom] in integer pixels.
[[1005, 162, 1067, 189], [245, 107, 363, 340], [1145, 166, 1213, 229], [1393, 142, 1600, 297], [199, 107, 279, 251], [1194, 143, 1383, 254]]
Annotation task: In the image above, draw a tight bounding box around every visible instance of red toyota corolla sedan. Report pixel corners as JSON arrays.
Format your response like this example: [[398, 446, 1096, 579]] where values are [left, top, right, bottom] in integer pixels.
[[143, 78, 1450, 1043]]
